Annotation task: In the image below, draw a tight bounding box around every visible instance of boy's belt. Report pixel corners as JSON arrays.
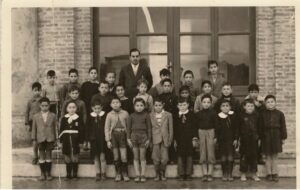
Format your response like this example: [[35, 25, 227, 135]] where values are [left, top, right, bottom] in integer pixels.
[[113, 128, 126, 132], [59, 130, 78, 138]]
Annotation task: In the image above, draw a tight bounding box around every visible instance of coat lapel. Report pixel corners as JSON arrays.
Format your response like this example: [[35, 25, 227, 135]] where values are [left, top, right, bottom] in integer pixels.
[[150, 112, 158, 127]]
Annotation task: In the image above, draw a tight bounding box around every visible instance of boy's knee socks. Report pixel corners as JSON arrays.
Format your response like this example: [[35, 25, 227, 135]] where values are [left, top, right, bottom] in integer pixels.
[[221, 162, 227, 176], [121, 162, 129, 176], [39, 162, 46, 176], [72, 162, 79, 177], [66, 163, 72, 178], [114, 160, 121, 175]]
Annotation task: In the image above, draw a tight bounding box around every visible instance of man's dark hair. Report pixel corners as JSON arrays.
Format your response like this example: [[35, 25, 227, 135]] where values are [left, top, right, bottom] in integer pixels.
[[129, 48, 140, 56]]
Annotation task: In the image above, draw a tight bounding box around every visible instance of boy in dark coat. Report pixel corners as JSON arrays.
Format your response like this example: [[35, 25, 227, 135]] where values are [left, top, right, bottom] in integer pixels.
[[238, 99, 262, 182], [261, 95, 287, 182], [215, 99, 239, 181], [158, 78, 177, 115], [174, 98, 198, 181], [91, 81, 112, 114]]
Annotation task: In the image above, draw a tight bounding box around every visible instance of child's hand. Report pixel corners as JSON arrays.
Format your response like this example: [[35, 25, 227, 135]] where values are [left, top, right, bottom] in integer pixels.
[[192, 138, 198, 148], [127, 139, 133, 149], [107, 141, 112, 149], [145, 140, 150, 148], [214, 138, 217, 144], [233, 140, 238, 147]]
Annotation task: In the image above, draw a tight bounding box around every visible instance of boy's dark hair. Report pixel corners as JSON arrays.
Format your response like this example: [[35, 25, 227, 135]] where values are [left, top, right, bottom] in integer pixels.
[[208, 60, 218, 68], [68, 85, 80, 93], [99, 80, 109, 87], [110, 96, 121, 103], [222, 82, 232, 88], [137, 78, 149, 88], [133, 97, 146, 106], [160, 68, 171, 77], [201, 94, 212, 102], [65, 100, 77, 112], [177, 97, 189, 104], [161, 78, 172, 85], [32, 82, 42, 91], [129, 48, 140, 56], [264, 95, 276, 102], [201, 80, 212, 88], [69, 68, 79, 76], [47, 70, 56, 77], [243, 98, 255, 107], [248, 84, 260, 92], [179, 85, 190, 94], [183, 70, 194, 78], [105, 70, 116, 77], [220, 99, 231, 107], [88, 66, 98, 73], [91, 100, 102, 107], [39, 97, 50, 104], [114, 84, 124, 94], [154, 97, 165, 105]]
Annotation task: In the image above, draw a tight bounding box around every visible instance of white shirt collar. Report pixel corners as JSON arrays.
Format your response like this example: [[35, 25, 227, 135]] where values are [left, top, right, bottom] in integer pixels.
[[179, 109, 189, 116], [218, 111, 234, 118], [90, 111, 105, 117], [155, 110, 164, 116], [65, 113, 79, 123]]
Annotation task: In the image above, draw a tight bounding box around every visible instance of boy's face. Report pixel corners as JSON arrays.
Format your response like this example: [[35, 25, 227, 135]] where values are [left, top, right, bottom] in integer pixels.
[[220, 102, 231, 114], [202, 83, 212, 94], [201, 98, 212, 109], [177, 102, 189, 112], [105, 73, 116, 85], [32, 87, 41, 97], [249, 90, 259, 99], [67, 103, 77, 114], [244, 103, 255, 114], [111, 99, 121, 110], [69, 72, 78, 83], [137, 83, 148, 94], [180, 90, 190, 98], [47, 76, 56, 85], [160, 74, 170, 81], [99, 83, 109, 95], [40, 101, 50, 112], [89, 69, 98, 81], [129, 51, 140, 65], [115, 86, 125, 98], [92, 105, 103, 114], [134, 102, 145, 112], [154, 101, 164, 113], [209, 63, 218, 74], [265, 98, 276, 110], [162, 81, 172, 93], [69, 90, 79, 100], [184, 74, 193, 84], [222, 85, 232, 97]]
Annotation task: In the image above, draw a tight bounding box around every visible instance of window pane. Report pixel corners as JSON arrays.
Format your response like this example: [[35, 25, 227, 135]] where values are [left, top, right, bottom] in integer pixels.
[[180, 55, 210, 88], [99, 8, 129, 34], [137, 36, 168, 54], [137, 7, 167, 33], [218, 7, 249, 32], [99, 37, 129, 81], [180, 7, 211, 32], [180, 36, 211, 54], [219, 35, 249, 85], [142, 55, 168, 87]]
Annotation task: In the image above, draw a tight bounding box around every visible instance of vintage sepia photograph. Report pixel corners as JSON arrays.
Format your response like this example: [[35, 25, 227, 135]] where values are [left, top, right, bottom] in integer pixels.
[[9, 4, 295, 189]]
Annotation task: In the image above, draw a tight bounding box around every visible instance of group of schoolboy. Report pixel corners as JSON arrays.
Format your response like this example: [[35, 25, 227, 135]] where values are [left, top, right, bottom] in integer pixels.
[[26, 51, 287, 183]]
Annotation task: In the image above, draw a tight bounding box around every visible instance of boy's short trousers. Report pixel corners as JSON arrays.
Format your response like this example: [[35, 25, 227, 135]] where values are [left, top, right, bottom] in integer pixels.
[[131, 132, 148, 148], [111, 130, 127, 148], [38, 141, 55, 151]]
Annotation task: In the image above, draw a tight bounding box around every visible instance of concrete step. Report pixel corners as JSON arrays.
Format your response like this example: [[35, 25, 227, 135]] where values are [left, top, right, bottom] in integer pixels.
[[13, 148, 296, 178]]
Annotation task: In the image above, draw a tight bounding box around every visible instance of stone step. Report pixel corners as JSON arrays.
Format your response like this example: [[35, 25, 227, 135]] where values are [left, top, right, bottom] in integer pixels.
[[13, 148, 296, 178]]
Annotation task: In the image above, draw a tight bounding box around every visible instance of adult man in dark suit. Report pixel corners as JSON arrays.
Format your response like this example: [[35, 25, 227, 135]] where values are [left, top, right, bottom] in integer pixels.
[[119, 48, 153, 100]]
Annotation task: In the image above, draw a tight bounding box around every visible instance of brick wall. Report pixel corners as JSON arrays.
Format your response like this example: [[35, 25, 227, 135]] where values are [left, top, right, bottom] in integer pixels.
[[256, 7, 295, 152]]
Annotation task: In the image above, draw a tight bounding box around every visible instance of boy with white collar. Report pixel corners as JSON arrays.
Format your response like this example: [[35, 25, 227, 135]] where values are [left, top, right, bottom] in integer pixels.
[[59, 101, 84, 180], [174, 98, 198, 181], [105, 97, 130, 182], [215, 99, 239, 181], [86, 100, 107, 181]]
